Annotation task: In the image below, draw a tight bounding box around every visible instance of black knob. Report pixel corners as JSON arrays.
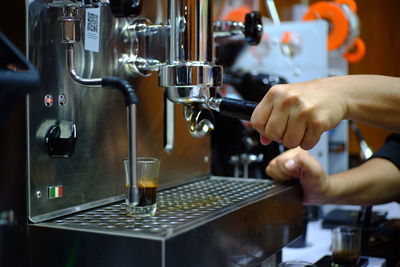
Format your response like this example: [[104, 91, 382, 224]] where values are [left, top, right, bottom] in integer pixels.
[[110, 0, 142, 18], [45, 121, 77, 158], [244, 12, 263, 45]]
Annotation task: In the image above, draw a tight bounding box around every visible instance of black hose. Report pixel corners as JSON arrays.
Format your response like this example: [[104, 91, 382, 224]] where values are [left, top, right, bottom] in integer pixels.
[[101, 76, 138, 106]]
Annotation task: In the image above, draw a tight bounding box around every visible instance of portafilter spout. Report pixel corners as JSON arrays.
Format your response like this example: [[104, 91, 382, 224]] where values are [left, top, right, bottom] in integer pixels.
[[165, 89, 258, 122], [159, 0, 258, 138], [178, 96, 258, 138], [167, 92, 258, 122]]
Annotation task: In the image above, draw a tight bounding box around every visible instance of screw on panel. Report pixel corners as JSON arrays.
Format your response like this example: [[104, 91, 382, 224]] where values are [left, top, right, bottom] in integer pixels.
[[58, 94, 66, 106], [44, 95, 53, 107], [36, 191, 42, 198]]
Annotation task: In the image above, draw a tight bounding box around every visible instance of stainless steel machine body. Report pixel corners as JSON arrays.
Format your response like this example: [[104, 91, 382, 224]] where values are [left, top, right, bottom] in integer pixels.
[[0, 0, 303, 266], [30, 178, 302, 267], [27, 1, 212, 222]]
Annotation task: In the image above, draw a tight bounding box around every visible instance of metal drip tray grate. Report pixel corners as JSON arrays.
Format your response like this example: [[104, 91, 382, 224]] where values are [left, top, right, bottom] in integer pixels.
[[49, 177, 278, 238]]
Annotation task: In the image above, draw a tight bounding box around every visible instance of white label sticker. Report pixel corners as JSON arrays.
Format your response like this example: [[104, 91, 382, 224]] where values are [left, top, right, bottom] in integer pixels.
[[84, 8, 101, 52]]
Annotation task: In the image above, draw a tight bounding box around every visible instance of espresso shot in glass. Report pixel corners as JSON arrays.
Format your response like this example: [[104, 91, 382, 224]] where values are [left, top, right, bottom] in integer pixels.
[[331, 226, 361, 266], [124, 157, 160, 216]]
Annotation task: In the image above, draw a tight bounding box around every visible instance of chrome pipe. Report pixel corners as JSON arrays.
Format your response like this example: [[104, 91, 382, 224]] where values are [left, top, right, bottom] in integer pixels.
[[62, 7, 101, 86], [61, 5, 139, 208], [66, 44, 102, 86], [127, 104, 139, 205], [160, 0, 222, 102], [164, 96, 175, 154], [168, 0, 213, 63]]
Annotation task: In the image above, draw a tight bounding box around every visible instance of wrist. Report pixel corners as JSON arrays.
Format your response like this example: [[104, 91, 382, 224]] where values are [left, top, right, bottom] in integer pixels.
[[332, 76, 350, 121], [302, 173, 334, 205]]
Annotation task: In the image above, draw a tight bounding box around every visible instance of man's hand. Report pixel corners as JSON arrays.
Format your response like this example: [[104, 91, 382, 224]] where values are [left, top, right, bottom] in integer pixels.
[[266, 147, 332, 204], [251, 78, 347, 150]]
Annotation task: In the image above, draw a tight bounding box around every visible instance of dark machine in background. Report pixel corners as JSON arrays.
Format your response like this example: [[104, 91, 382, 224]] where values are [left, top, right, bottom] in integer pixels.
[[213, 38, 288, 178], [0, 22, 39, 267], [211, 73, 287, 179]]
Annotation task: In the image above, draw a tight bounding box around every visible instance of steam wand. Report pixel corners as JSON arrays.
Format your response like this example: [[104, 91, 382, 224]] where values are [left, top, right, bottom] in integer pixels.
[[61, 7, 139, 205]]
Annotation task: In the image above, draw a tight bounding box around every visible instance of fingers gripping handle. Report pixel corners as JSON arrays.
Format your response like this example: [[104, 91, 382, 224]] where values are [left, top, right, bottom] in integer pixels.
[[215, 97, 258, 121]]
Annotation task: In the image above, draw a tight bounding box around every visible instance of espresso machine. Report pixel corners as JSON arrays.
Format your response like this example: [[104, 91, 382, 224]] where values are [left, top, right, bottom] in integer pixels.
[[0, 0, 303, 266]]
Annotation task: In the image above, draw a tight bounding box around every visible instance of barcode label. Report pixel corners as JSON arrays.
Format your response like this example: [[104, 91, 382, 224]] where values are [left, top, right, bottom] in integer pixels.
[[87, 13, 98, 33], [84, 8, 101, 52]]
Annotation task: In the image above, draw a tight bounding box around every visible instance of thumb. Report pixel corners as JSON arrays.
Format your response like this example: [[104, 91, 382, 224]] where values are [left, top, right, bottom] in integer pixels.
[[283, 158, 302, 177], [284, 150, 325, 181], [284, 159, 297, 170]]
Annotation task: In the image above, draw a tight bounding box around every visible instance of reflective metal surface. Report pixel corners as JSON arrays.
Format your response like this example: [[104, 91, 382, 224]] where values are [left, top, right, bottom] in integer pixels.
[[160, 63, 222, 98], [27, 1, 210, 222], [49, 177, 279, 236], [127, 104, 139, 205], [30, 178, 303, 267], [163, 97, 174, 153], [184, 104, 214, 138], [159, 0, 223, 103], [66, 43, 102, 85], [168, 0, 213, 63], [214, 20, 245, 38], [165, 81, 211, 103]]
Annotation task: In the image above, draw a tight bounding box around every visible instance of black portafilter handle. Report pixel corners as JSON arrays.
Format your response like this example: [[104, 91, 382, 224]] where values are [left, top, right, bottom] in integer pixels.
[[208, 97, 258, 121]]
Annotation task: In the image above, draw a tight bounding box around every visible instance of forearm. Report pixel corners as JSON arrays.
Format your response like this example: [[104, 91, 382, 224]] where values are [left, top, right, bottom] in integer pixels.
[[324, 158, 400, 205], [334, 75, 400, 132]]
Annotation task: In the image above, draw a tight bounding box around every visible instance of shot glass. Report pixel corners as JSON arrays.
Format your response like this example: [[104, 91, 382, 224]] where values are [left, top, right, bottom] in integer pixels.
[[279, 261, 316, 267], [124, 157, 160, 216], [331, 226, 361, 266]]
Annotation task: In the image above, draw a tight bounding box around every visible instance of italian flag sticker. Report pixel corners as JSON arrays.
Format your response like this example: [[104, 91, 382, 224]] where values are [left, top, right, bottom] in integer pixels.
[[48, 185, 63, 199]]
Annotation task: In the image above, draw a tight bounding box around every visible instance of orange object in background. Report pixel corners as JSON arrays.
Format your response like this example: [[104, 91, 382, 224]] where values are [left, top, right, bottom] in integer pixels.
[[344, 37, 366, 63], [275, 0, 398, 152], [303, 1, 349, 51], [281, 31, 291, 44], [222, 6, 252, 22], [302, 0, 365, 63]]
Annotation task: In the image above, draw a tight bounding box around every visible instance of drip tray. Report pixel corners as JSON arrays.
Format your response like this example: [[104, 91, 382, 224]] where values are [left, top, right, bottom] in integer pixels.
[[29, 177, 304, 267], [50, 177, 278, 238]]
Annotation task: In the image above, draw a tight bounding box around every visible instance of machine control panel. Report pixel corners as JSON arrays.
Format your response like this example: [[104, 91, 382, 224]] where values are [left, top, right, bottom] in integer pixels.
[[45, 120, 77, 158]]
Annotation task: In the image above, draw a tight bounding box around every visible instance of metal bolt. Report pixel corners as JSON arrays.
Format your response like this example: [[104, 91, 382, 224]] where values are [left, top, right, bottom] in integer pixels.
[[58, 94, 67, 106], [44, 94, 53, 107], [36, 191, 42, 198]]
